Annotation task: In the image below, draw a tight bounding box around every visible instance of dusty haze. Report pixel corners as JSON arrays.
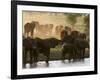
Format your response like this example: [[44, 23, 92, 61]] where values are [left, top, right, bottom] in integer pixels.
[[22, 11, 89, 39]]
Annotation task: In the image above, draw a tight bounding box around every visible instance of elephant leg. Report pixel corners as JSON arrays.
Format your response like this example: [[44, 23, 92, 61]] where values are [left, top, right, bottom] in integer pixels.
[[68, 54, 71, 63], [31, 30, 34, 38], [23, 48, 26, 68], [30, 49, 33, 67], [45, 50, 50, 66], [26, 32, 28, 38], [72, 51, 76, 62], [62, 49, 65, 62], [30, 49, 38, 68], [24, 32, 27, 38], [79, 49, 83, 61], [73, 48, 78, 62], [76, 49, 80, 61], [81, 49, 85, 61], [34, 54, 38, 63], [33, 50, 38, 67], [72, 48, 75, 61], [23, 49, 28, 68], [68, 51, 73, 63], [46, 54, 50, 66]]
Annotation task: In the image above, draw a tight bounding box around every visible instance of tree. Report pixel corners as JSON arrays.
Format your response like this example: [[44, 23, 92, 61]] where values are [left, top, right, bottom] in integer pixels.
[[64, 13, 82, 26], [83, 14, 89, 35]]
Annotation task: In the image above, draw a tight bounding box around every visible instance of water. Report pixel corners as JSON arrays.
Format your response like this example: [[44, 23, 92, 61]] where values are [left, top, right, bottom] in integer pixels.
[[25, 58, 90, 68]]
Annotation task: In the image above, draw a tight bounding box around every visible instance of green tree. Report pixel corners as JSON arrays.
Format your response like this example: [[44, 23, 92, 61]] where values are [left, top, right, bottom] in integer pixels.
[[64, 13, 82, 26]]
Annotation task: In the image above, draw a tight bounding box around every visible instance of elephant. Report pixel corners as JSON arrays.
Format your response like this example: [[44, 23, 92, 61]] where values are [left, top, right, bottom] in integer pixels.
[[55, 25, 63, 35], [23, 37, 61, 68], [61, 34, 75, 62], [74, 33, 89, 61], [31, 37, 61, 66], [46, 24, 53, 35], [36, 24, 53, 36], [23, 37, 37, 68], [24, 21, 39, 38]]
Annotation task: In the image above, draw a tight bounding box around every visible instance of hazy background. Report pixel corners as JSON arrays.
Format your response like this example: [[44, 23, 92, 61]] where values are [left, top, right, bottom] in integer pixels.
[[23, 11, 89, 39]]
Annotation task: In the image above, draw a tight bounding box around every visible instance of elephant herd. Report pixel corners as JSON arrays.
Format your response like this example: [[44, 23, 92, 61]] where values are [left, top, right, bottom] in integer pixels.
[[61, 31, 89, 62], [23, 30, 89, 68], [24, 21, 68, 39]]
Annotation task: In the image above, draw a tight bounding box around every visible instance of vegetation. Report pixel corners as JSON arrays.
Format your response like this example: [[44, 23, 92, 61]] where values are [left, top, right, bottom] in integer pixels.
[[64, 13, 89, 35]]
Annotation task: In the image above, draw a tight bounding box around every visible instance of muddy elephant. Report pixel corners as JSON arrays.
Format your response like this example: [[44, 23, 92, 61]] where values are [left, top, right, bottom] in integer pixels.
[[31, 37, 61, 66], [23, 37, 60, 68]]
